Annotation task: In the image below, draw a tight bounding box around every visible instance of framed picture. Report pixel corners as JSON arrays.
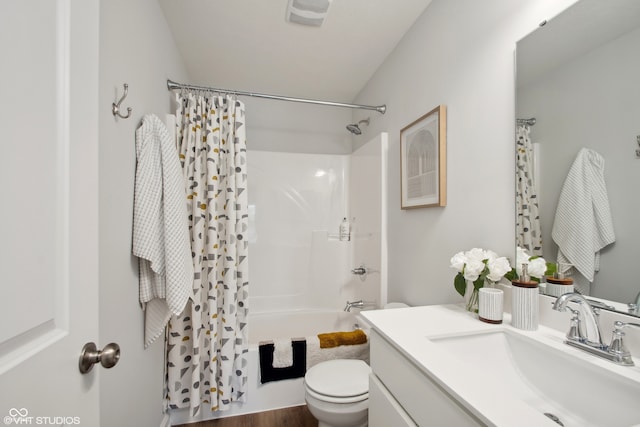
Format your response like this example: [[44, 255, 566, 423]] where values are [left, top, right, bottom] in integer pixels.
[[400, 105, 447, 209]]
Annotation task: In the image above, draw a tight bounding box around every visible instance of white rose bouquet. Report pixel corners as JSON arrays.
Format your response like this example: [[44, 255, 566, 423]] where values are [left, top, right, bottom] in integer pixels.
[[504, 247, 554, 282], [449, 248, 512, 300]]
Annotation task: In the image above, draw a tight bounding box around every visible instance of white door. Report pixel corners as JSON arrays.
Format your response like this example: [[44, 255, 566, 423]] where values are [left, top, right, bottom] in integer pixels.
[[0, 0, 100, 425]]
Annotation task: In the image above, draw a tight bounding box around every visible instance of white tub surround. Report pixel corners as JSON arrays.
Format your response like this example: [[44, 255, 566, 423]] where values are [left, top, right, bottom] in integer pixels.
[[247, 133, 388, 316], [362, 305, 640, 427], [249, 310, 361, 345]]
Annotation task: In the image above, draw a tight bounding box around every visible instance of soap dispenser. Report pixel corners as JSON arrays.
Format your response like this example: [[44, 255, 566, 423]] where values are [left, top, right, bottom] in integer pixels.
[[511, 263, 539, 331], [545, 263, 574, 297]]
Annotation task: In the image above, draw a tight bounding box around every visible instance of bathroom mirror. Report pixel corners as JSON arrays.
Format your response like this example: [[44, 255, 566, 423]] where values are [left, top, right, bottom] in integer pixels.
[[515, 0, 640, 316]]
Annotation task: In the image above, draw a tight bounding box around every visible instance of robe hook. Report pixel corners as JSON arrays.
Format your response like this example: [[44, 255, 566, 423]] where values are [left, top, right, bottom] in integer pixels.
[[112, 83, 132, 119]]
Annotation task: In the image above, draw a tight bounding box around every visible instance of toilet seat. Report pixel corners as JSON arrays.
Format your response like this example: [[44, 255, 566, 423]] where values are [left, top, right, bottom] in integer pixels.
[[304, 359, 371, 403]]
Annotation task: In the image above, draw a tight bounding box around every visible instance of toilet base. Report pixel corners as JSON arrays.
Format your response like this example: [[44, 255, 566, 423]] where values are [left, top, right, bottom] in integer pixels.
[[305, 393, 368, 427]]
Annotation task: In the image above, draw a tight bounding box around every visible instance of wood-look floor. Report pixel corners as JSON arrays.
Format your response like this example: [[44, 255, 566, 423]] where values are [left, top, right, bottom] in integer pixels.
[[176, 405, 318, 427]]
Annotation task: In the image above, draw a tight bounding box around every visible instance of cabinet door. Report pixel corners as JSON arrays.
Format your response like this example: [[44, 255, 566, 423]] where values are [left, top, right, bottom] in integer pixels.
[[370, 331, 483, 426], [369, 373, 417, 427]]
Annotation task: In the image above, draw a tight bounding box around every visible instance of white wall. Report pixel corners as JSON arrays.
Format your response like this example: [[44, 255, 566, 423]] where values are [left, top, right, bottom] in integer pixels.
[[518, 26, 640, 302], [98, 1, 189, 426], [353, 0, 578, 306], [244, 97, 353, 155]]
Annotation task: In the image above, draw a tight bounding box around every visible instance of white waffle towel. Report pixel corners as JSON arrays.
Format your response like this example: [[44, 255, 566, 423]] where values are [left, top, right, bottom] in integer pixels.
[[133, 114, 194, 348], [272, 339, 293, 368], [551, 148, 615, 286]]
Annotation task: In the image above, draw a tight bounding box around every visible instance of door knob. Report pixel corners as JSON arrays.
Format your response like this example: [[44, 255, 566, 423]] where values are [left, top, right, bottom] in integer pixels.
[[79, 342, 120, 374]]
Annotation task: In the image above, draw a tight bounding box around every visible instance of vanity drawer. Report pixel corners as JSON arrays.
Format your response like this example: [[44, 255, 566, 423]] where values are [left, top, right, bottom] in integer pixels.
[[369, 373, 417, 427], [370, 330, 483, 427]]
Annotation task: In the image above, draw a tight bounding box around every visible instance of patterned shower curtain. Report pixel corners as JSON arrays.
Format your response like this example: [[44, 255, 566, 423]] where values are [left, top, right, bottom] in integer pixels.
[[166, 91, 249, 414], [516, 124, 542, 256]]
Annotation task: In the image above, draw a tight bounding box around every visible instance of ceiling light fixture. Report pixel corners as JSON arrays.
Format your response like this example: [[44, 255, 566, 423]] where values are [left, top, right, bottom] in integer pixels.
[[286, 0, 333, 27]]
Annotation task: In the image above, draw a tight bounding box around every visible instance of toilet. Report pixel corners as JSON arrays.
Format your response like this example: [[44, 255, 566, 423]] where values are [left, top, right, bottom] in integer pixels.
[[304, 359, 371, 427], [304, 302, 409, 427]]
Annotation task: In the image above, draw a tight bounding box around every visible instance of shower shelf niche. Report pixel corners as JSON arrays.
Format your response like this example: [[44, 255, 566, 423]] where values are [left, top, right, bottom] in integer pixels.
[[326, 232, 374, 241]]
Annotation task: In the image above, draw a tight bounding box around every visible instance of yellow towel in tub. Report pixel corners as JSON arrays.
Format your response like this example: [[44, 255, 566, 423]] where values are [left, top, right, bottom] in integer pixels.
[[318, 329, 367, 349]]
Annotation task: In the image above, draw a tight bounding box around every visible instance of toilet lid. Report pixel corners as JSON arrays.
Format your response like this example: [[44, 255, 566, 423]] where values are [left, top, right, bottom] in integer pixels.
[[305, 359, 370, 398]]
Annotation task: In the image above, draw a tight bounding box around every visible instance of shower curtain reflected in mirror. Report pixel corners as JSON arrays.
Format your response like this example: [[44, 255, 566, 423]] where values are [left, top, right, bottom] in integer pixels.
[[166, 91, 249, 414], [516, 124, 542, 256]]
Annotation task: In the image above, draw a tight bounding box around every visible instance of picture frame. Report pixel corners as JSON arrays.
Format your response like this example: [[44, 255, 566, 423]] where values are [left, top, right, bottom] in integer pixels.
[[400, 105, 447, 209]]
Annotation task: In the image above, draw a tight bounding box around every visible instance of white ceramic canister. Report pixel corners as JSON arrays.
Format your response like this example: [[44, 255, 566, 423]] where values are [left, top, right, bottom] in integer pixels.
[[479, 288, 504, 324]]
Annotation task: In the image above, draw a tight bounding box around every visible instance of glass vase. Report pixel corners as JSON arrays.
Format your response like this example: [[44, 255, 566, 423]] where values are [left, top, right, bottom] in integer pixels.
[[465, 281, 480, 313]]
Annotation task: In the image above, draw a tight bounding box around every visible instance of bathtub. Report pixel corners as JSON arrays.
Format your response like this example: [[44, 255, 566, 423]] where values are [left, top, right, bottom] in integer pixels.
[[169, 309, 369, 425], [248, 309, 364, 345]]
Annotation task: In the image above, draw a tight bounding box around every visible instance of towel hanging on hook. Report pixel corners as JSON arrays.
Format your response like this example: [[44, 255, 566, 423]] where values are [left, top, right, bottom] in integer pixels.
[[112, 83, 132, 119]]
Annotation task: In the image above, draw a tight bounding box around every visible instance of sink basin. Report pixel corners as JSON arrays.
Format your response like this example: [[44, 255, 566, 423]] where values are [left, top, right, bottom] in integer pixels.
[[429, 330, 640, 427]]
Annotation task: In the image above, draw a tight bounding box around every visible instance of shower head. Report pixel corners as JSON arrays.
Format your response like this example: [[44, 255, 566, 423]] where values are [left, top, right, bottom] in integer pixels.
[[346, 123, 362, 135], [346, 118, 370, 135]]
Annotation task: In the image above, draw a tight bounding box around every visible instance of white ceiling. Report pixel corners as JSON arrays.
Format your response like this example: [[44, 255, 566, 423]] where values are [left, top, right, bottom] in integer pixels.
[[159, 0, 433, 103]]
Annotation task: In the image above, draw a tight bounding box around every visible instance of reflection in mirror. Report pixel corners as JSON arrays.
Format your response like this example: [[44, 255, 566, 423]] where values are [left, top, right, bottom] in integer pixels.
[[515, 0, 640, 316]]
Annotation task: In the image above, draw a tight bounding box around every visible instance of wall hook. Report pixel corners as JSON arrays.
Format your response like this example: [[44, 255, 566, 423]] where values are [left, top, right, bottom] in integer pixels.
[[112, 83, 132, 119]]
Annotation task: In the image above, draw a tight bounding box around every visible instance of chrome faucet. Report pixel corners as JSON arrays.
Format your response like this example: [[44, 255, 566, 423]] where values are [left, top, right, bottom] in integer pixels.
[[344, 300, 376, 312], [628, 290, 640, 315], [608, 321, 640, 366], [553, 292, 640, 366], [553, 292, 602, 347]]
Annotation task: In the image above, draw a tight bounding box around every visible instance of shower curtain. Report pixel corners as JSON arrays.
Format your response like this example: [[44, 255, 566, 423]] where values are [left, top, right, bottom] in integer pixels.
[[166, 91, 249, 414], [516, 124, 542, 256]]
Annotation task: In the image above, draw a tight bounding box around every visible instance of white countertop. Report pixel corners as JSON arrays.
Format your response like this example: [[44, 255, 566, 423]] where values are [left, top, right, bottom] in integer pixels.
[[361, 304, 640, 427]]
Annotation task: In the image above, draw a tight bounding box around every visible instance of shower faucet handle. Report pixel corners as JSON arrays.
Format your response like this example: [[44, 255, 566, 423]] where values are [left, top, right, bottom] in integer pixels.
[[351, 265, 367, 275], [351, 264, 372, 282]]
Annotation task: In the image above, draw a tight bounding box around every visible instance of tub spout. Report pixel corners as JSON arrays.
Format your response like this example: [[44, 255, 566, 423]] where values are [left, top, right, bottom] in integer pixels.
[[344, 300, 376, 312], [344, 300, 363, 312]]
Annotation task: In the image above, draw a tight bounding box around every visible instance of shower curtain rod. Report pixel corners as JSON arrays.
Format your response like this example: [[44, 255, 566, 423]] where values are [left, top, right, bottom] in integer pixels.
[[167, 79, 386, 114], [517, 117, 536, 126]]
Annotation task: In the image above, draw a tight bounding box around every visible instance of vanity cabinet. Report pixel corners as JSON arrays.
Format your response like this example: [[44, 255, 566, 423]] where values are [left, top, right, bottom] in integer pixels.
[[369, 330, 483, 427]]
